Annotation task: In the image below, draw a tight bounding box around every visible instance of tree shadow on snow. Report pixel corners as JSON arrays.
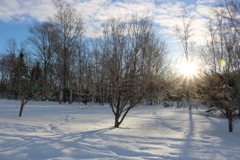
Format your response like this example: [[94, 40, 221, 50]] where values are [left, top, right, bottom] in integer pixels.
[[0, 125, 118, 160]]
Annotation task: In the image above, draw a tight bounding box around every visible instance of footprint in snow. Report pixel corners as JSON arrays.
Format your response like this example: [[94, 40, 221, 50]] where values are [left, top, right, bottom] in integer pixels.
[[49, 124, 57, 131], [64, 115, 75, 122]]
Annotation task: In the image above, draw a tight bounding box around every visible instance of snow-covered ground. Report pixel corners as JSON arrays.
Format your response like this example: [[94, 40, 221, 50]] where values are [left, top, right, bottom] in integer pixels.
[[0, 100, 240, 160]]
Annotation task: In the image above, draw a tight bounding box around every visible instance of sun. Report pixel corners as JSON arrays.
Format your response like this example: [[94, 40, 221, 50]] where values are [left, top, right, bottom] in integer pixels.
[[181, 62, 197, 76]]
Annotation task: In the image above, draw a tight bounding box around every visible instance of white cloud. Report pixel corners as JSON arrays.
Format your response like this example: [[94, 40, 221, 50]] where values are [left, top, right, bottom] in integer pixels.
[[73, 0, 155, 37], [74, 0, 154, 21], [153, 1, 188, 44], [196, 4, 215, 18], [0, 0, 218, 44], [152, 0, 219, 47], [0, 0, 55, 22], [0, 0, 156, 23], [196, 0, 216, 5]]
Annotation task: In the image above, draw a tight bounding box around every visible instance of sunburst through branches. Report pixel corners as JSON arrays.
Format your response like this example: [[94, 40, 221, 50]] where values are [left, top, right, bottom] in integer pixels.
[[181, 62, 197, 77]]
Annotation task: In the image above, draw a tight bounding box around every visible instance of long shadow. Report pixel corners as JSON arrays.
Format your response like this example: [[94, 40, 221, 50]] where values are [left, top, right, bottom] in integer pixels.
[[0, 125, 117, 160], [181, 109, 194, 159], [178, 110, 240, 160], [1, 103, 240, 160]]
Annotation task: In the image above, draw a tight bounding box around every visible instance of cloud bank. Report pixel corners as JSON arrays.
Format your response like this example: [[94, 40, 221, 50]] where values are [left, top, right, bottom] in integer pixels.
[[0, 0, 216, 42]]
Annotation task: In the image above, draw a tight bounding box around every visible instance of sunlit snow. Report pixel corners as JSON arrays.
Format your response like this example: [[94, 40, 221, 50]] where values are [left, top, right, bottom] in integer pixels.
[[0, 100, 239, 160]]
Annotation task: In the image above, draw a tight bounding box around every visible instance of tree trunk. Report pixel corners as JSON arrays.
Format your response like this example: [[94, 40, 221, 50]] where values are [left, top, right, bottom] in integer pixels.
[[63, 89, 67, 103], [228, 119, 233, 132], [114, 113, 121, 128], [226, 109, 229, 118], [228, 110, 233, 132], [113, 106, 132, 128], [19, 100, 24, 117], [59, 90, 63, 104], [69, 89, 72, 104], [188, 80, 192, 110]]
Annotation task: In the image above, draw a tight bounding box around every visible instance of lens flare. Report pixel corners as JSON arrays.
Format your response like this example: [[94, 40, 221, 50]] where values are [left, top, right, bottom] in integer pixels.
[[220, 59, 226, 67]]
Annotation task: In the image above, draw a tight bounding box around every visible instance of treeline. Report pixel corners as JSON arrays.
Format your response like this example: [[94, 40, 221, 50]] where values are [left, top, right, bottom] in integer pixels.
[[0, 0, 170, 127], [0, 0, 240, 131]]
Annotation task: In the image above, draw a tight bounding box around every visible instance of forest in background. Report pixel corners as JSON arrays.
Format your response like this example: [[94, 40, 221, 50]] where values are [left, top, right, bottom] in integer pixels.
[[0, 0, 240, 131]]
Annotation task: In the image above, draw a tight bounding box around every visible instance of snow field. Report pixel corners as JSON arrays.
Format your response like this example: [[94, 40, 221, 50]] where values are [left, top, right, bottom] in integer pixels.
[[0, 100, 240, 160]]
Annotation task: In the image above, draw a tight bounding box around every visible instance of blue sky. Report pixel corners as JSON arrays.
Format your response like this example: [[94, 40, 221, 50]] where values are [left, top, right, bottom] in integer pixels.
[[0, 0, 215, 53]]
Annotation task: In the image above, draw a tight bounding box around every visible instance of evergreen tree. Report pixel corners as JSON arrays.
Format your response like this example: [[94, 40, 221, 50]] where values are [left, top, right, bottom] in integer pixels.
[[10, 51, 28, 99], [18, 60, 44, 117], [30, 61, 43, 96], [197, 71, 237, 132]]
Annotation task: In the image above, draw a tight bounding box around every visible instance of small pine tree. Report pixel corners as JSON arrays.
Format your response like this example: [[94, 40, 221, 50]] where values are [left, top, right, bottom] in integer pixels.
[[197, 71, 237, 132]]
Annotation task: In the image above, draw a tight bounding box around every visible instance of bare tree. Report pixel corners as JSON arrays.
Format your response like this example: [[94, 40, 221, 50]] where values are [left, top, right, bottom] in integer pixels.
[[28, 22, 58, 97], [99, 16, 168, 128], [0, 38, 18, 98], [175, 8, 195, 110], [219, 0, 240, 36], [50, 0, 85, 103]]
